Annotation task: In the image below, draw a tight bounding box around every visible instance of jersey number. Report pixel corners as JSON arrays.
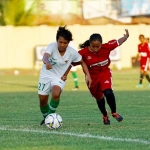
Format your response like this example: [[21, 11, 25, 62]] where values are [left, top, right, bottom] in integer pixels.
[[38, 83, 45, 91], [49, 58, 56, 66]]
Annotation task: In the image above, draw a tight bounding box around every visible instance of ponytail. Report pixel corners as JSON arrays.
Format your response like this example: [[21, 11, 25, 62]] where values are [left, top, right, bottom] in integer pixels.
[[79, 40, 90, 49], [79, 33, 102, 49]]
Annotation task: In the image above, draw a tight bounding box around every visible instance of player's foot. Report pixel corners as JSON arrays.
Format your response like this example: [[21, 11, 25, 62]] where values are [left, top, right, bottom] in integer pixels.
[[72, 86, 79, 91], [136, 84, 143, 88], [103, 116, 110, 125], [102, 111, 110, 125], [111, 112, 123, 122], [39, 119, 45, 126]]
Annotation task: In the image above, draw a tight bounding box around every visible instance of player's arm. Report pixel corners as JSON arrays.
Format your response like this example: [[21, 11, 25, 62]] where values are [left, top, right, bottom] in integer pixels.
[[80, 59, 92, 88], [118, 29, 129, 46], [42, 53, 52, 69], [61, 65, 72, 81], [61, 62, 81, 81], [136, 53, 140, 60], [71, 61, 81, 66]]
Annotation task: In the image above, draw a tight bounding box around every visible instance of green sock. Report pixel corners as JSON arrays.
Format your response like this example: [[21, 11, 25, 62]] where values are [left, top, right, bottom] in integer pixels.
[[49, 98, 60, 113], [40, 104, 50, 118], [71, 72, 79, 87]]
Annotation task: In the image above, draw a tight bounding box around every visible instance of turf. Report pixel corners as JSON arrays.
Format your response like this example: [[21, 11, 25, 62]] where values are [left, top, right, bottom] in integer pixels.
[[0, 68, 150, 150]]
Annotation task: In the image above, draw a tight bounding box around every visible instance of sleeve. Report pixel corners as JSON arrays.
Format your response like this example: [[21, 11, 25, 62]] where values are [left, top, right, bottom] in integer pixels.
[[78, 49, 83, 55], [78, 49, 87, 62], [72, 51, 82, 63], [45, 43, 55, 55], [106, 40, 119, 51]]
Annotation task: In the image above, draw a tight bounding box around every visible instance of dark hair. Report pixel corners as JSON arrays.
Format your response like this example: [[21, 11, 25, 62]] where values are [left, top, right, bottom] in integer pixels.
[[139, 34, 145, 39], [56, 26, 73, 42], [79, 40, 90, 49], [79, 33, 102, 48]]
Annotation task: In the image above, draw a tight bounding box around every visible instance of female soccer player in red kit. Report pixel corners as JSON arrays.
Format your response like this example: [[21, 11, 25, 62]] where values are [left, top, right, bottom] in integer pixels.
[[78, 29, 129, 125], [136, 34, 150, 88]]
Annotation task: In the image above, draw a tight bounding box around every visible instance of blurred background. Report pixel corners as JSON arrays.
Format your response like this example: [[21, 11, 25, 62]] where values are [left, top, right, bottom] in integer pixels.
[[0, 0, 150, 71]]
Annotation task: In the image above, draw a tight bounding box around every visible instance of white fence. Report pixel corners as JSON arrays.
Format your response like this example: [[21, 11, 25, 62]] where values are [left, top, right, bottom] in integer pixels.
[[0, 24, 149, 69]]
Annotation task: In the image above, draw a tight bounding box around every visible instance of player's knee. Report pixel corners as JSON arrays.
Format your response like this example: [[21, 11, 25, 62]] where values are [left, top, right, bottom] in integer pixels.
[[143, 71, 148, 75], [52, 91, 61, 100], [51, 86, 61, 99], [103, 89, 113, 97], [52, 95, 60, 100]]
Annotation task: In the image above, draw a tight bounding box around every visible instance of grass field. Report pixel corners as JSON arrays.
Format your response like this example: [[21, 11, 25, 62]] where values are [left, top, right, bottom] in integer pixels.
[[0, 68, 150, 150]]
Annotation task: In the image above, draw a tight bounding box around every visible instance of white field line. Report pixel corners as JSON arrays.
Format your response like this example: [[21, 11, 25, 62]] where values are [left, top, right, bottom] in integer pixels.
[[0, 126, 150, 145]]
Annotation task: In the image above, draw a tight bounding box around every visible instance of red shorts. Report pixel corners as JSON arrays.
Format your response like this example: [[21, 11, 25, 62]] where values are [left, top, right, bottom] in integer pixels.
[[88, 68, 112, 100], [140, 57, 149, 71]]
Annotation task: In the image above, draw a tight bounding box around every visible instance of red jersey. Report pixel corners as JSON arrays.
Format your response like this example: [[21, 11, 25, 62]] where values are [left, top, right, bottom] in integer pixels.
[[138, 42, 150, 71], [78, 39, 118, 99], [78, 40, 119, 73], [138, 42, 150, 58]]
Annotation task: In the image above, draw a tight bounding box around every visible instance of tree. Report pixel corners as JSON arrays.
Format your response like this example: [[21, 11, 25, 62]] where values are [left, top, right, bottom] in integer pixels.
[[0, 0, 7, 25], [0, 0, 41, 26]]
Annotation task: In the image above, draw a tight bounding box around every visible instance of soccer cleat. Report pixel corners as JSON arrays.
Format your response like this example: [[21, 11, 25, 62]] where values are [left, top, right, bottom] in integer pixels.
[[111, 112, 123, 122], [136, 84, 143, 88], [102, 111, 110, 125], [103, 115, 110, 125], [39, 119, 45, 126], [72, 86, 79, 91]]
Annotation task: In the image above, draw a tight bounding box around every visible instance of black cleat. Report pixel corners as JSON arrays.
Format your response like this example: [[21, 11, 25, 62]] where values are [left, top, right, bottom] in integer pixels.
[[39, 119, 45, 126]]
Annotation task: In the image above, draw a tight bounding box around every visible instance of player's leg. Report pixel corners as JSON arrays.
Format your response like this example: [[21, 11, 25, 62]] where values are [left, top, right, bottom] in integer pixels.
[[38, 77, 51, 125], [38, 77, 66, 125], [71, 71, 79, 89], [103, 89, 123, 122], [89, 78, 110, 125], [101, 69, 123, 122], [40, 86, 61, 126], [71, 66, 79, 90], [96, 96, 107, 116], [49, 78, 66, 113], [141, 58, 150, 87], [144, 73, 150, 87], [39, 95, 50, 117], [144, 72, 150, 81], [96, 96, 110, 125], [136, 69, 144, 87], [49, 85, 62, 113], [39, 94, 50, 125], [143, 69, 150, 87], [136, 59, 148, 87], [103, 89, 116, 113], [139, 72, 144, 84]]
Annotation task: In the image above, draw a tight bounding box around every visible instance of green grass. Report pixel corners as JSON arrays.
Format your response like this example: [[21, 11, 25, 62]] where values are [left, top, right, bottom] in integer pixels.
[[0, 68, 150, 150]]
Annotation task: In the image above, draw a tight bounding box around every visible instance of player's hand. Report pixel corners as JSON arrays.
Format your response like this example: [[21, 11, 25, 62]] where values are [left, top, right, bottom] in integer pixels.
[[85, 75, 92, 88], [46, 62, 52, 70], [61, 75, 67, 81], [124, 29, 129, 39]]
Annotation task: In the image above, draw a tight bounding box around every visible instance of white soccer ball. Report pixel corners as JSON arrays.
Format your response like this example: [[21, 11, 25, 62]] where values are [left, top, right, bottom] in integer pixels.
[[45, 113, 63, 130]]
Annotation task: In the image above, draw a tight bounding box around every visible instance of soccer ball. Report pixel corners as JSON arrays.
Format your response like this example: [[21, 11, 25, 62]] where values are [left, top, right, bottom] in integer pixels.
[[45, 113, 63, 130]]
